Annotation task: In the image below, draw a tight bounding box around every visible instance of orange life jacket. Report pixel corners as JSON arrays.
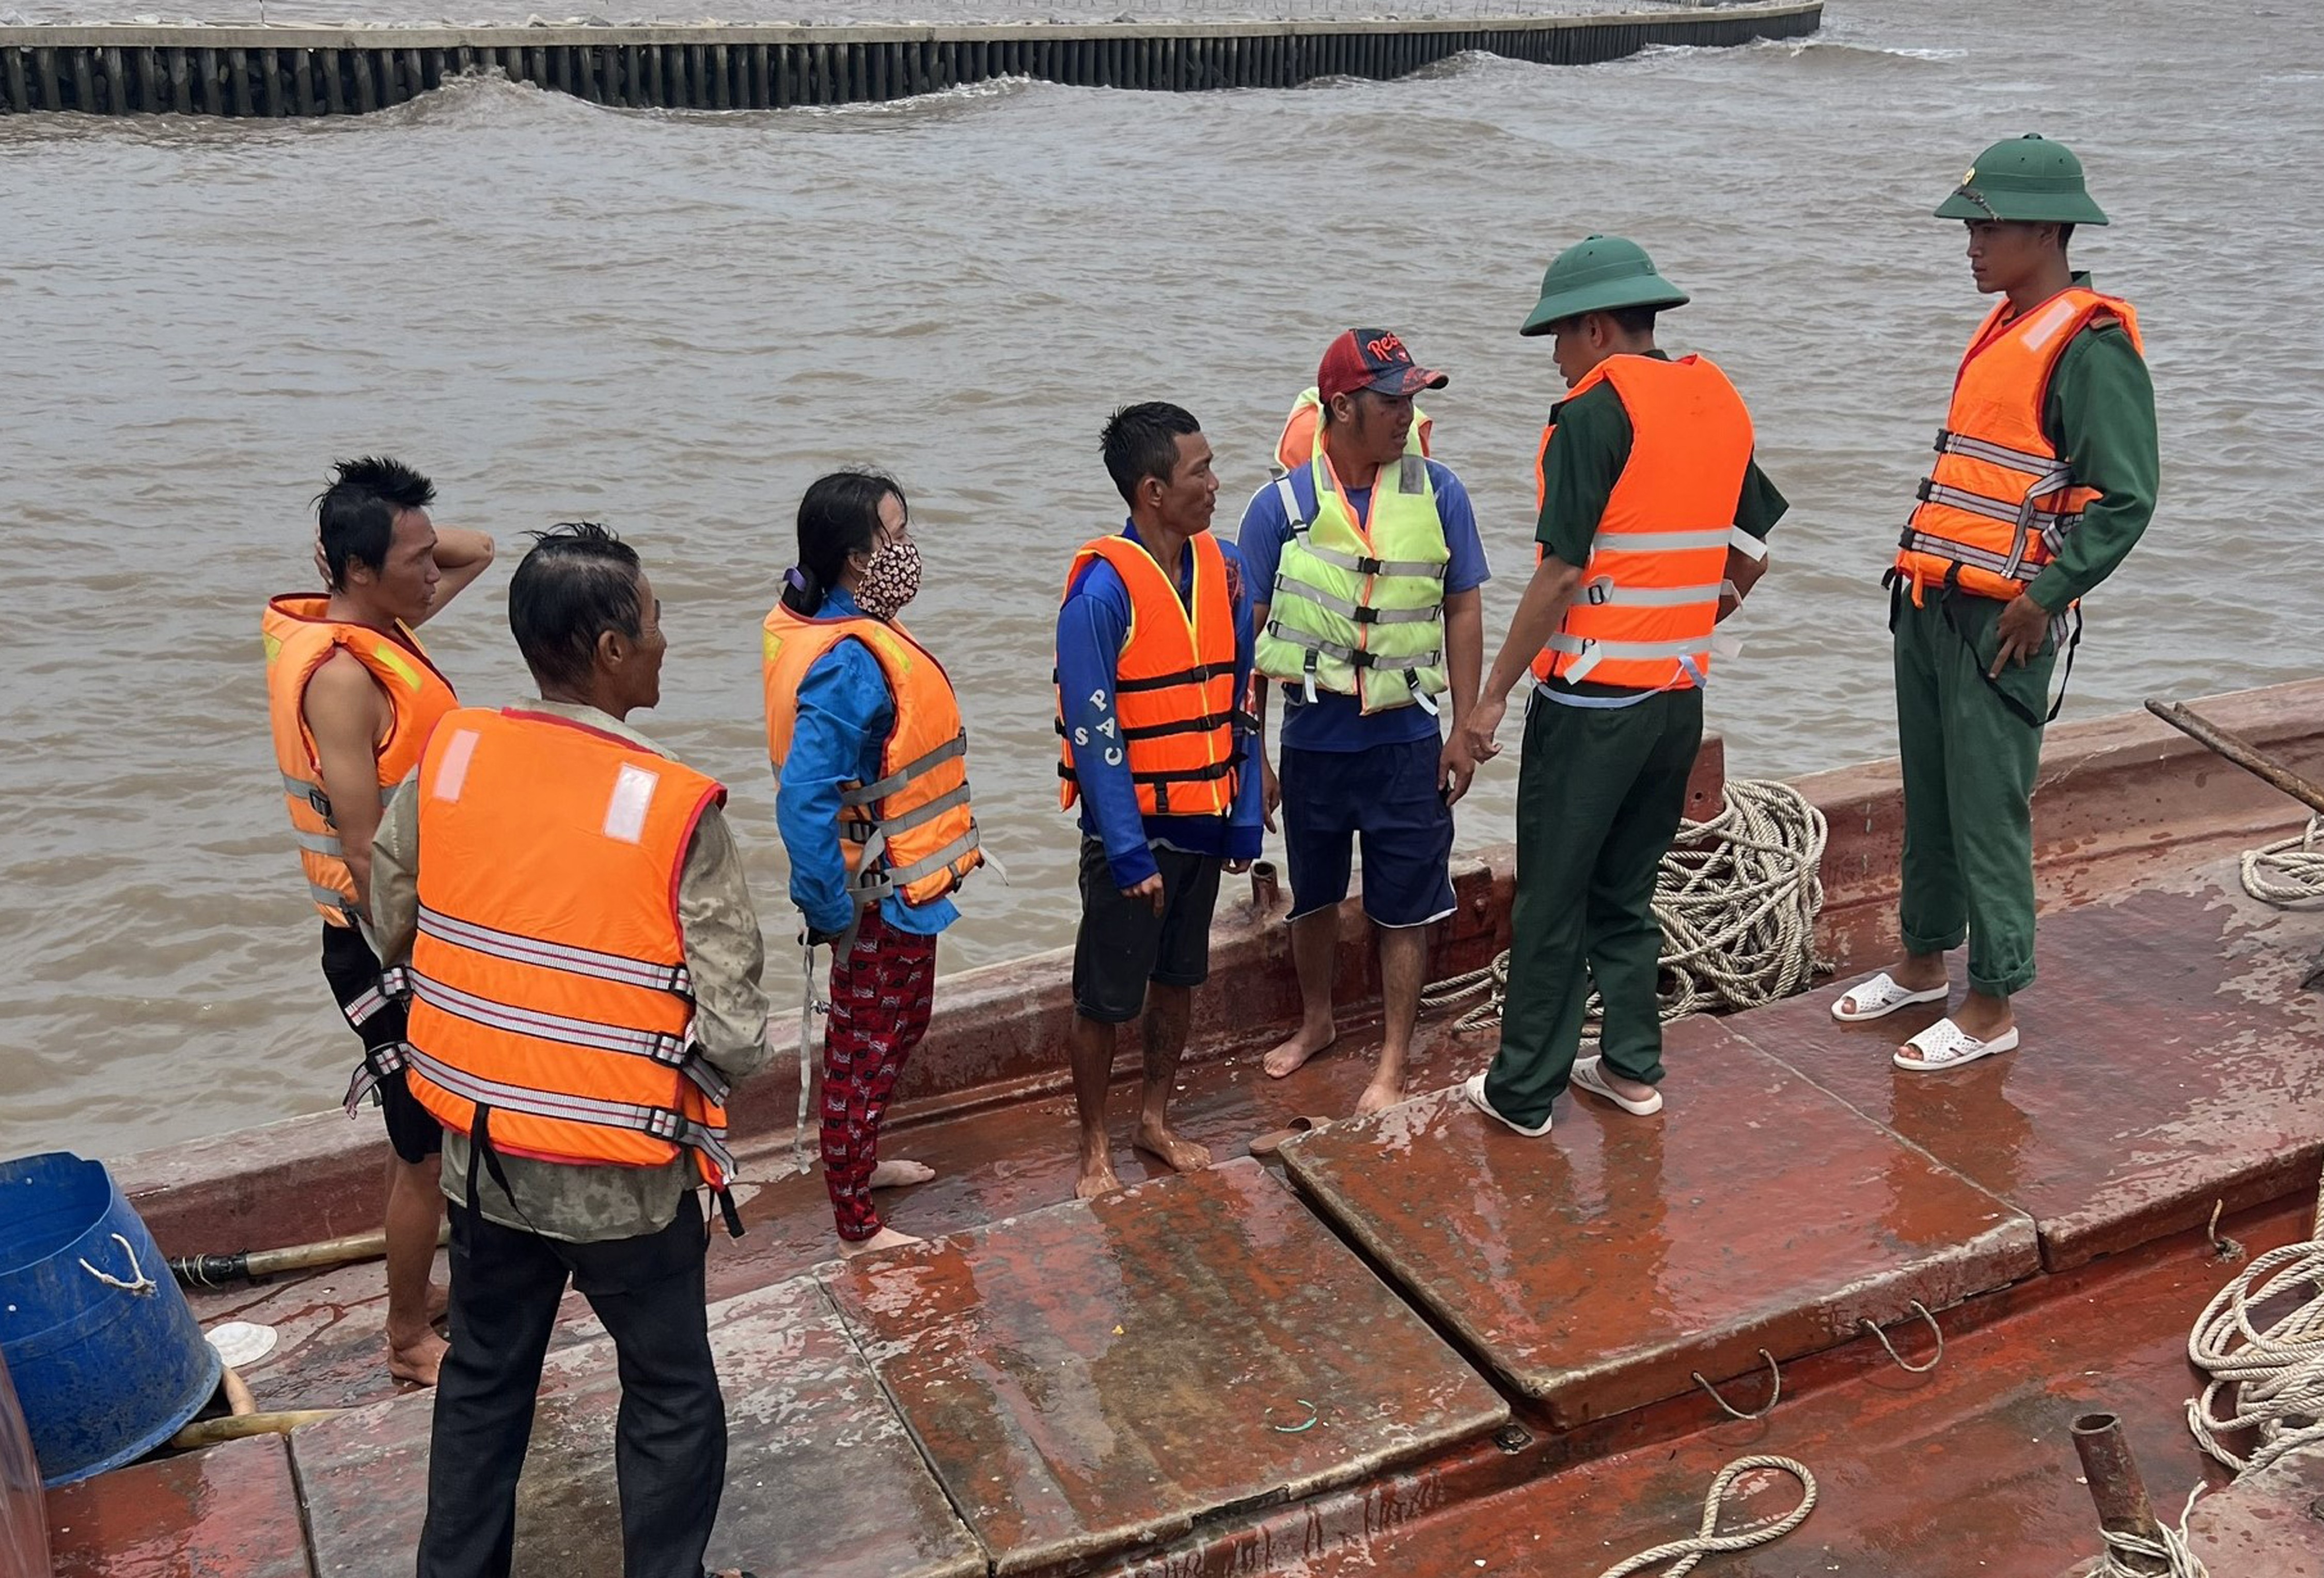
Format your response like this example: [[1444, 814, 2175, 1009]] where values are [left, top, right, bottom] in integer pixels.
[[262, 594, 459, 925], [1529, 354, 1758, 691], [761, 603, 983, 912], [397, 707, 737, 1189], [1896, 287, 2144, 602], [1057, 532, 1240, 818]]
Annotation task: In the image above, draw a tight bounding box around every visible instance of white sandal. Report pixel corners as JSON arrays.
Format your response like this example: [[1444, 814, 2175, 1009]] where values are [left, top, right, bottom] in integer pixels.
[[1894, 1018, 2019, 1072], [1831, 971, 1950, 1023], [1572, 1055, 1663, 1115]]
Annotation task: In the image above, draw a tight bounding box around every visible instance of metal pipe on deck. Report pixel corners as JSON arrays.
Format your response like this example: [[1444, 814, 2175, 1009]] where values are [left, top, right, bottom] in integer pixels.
[[2070, 1412, 2170, 1576]]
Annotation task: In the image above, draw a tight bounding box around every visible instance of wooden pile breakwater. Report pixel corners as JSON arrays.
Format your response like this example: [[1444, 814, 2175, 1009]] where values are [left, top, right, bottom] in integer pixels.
[[0, 2, 1819, 117]]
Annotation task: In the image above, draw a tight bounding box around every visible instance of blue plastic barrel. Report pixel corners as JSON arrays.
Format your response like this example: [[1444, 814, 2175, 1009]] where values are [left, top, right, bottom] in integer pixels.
[[0, 1152, 221, 1488]]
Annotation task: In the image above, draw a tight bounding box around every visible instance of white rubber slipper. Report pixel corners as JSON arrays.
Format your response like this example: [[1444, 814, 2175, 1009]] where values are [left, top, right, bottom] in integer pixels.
[[1572, 1055, 1663, 1116], [1464, 1072, 1552, 1137], [1894, 1018, 2020, 1072], [1831, 971, 1950, 1023]]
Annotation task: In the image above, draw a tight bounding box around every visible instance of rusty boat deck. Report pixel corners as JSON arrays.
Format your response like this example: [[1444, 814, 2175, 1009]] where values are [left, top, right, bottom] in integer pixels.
[[42, 680, 2324, 1577]]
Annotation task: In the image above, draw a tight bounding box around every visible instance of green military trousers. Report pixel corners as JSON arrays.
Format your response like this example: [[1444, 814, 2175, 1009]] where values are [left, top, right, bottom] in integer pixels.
[[1483, 683, 1703, 1129], [1891, 588, 2055, 999]]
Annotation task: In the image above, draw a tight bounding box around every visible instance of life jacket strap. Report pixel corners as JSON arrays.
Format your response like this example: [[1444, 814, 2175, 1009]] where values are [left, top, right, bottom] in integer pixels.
[[1271, 625, 1444, 673], [1934, 427, 2071, 485], [407, 968, 693, 1066], [1114, 661, 1229, 694], [418, 905, 693, 997], [404, 1046, 737, 1179]]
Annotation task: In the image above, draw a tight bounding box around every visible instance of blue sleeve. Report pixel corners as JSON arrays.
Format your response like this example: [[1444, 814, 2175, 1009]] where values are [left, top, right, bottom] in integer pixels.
[[1056, 566, 1159, 890], [776, 641, 890, 935], [1430, 463, 1493, 595], [1221, 542, 1264, 861], [1235, 480, 1293, 614]]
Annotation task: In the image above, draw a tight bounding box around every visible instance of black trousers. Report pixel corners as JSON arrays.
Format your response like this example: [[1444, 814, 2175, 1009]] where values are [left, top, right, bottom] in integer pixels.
[[416, 1193, 725, 1578]]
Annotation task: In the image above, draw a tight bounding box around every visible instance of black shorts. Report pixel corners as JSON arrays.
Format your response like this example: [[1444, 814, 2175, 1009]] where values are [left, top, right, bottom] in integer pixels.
[[1071, 838, 1222, 1024], [320, 922, 442, 1165]]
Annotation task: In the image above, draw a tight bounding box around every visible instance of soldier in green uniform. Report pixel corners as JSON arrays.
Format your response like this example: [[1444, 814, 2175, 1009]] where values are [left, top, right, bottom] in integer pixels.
[[1832, 136, 2159, 1072], [1452, 236, 1785, 1135]]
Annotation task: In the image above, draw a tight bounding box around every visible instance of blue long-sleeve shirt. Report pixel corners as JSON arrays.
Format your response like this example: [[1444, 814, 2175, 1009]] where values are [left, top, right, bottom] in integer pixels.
[[775, 587, 961, 938], [1057, 523, 1264, 890]]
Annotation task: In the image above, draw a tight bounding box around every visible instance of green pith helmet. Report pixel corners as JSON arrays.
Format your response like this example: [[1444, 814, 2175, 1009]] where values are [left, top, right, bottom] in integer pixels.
[[1935, 134, 2110, 225], [1519, 235, 1690, 337]]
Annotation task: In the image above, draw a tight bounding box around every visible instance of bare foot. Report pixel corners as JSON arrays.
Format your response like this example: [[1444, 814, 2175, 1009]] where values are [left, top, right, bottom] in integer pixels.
[[388, 1326, 449, 1387], [1132, 1120, 1212, 1174], [840, 1226, 923, 1257], [1076, 1154, 1122, 1200], [868, 1159, 936, 1189], [1354, 1077, 1404, 1116], [1262, 1022, 1337, 1079]]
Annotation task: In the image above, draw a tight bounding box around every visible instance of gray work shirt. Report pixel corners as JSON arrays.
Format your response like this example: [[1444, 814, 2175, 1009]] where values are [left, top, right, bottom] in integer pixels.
[[371, 698, 772, 1243]]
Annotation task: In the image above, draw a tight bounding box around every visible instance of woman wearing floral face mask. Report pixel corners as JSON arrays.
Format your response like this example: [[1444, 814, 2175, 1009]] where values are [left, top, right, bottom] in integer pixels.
[[762, 469, 984, 1254]]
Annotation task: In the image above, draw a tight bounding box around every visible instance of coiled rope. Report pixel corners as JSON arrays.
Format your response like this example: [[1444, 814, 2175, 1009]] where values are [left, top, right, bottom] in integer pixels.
[[2241, 815, 2324, 907], [1591, 1455, 1817, 1578], [1421, 779, 1831, 1032], [2186, 1238, 2324, 1475]]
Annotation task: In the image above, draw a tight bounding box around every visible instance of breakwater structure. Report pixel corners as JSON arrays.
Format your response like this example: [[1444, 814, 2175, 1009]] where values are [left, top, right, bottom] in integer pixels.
[[0, 1, 1819, 117]]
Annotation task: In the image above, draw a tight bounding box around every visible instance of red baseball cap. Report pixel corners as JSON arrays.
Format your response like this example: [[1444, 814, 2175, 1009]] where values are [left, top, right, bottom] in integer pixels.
[[1316, 328, 1449, 403]]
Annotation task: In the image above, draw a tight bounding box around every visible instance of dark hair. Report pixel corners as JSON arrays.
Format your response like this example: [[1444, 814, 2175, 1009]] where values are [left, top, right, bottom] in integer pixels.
[[1605, 305, 1659, 337], [2056, 222, 2077, 250], [1101, 402, 1201, 507], [783, 469, 905, 617], [507, 522, 643, 692], [314, 456, 434, 590]]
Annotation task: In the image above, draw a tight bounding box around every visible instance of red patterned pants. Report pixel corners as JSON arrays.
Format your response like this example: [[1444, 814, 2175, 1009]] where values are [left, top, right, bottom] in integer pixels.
[[821, 908, 938, 1241]]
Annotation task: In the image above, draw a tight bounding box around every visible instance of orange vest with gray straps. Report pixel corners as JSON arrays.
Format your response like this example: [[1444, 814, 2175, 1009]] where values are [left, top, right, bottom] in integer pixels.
[[1529, 354, 1758, 691], [1056, 532, 1240, 818], [262, 594, 459, 925], [761, 604, 983, 911], [1896, 286, 2143, 602], [398, 707, 737, 1189]]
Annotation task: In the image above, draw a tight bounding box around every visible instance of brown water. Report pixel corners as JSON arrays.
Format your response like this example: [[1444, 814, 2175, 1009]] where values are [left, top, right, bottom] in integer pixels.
[[4, 0, 2320, 1160]]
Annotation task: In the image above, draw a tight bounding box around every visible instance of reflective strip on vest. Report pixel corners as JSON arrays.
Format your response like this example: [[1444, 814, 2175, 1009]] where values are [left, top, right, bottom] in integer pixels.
[[1936, 427, 2071, 483], [310, 879, 360, 912], [337, 965, 407, 1031], [1591, 528, 1733, 555], [294, 828, 347, 857], [1548, 633, 1710, 685], [417, 904, 693, 997], [838, 733, 966, 810], [280, 770, 397, 813], [406, 968, 690, 1066], [1580, 577, 1728, 609], [1283, 544, 1448, 580], [886, 826, 982, 889], [1916, 480, 2075, 533], [403, 1046, 736, 1178]]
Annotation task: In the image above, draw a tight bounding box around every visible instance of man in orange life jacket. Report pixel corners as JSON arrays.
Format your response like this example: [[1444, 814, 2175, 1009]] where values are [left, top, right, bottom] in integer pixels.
[[1833, 136, 2158, 1072], [1451, 237, 1785, 1136], [371, 525, 769, 1578], [261, 456, 493, 1386], [1056, 403, 1263, 1200]]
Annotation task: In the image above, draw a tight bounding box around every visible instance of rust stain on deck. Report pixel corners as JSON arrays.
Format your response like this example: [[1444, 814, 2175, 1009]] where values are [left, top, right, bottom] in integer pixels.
[[821, 1158, 1508, 1575], [1278, 1018, 2039, 1427], [45, 1433, 308, 1578], [1745, 862, 2324, 1270]]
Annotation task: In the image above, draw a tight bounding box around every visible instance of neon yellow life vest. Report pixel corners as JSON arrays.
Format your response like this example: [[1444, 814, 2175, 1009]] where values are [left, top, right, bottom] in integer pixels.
[[1253, 390, 1450, 715]]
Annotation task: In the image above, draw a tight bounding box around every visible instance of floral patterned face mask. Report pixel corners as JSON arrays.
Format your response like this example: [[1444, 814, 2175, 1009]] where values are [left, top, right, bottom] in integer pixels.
[[855, 534, 922, 621]]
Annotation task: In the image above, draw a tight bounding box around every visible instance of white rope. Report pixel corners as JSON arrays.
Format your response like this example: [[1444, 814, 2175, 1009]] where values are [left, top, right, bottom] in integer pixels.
[[78, 1232, 158, 1296], [1422, 778, 1831, 1033], [2185, 1239, 2324, 1475], [1591, 1455, 1817, 1578], [2093, 1482, 2210, 1578], [2241, 815, 2324, 906]]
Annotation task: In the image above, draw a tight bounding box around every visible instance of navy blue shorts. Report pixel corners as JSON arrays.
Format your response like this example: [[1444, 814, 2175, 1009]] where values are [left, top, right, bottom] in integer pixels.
[[1279, 737, 1456, 928]]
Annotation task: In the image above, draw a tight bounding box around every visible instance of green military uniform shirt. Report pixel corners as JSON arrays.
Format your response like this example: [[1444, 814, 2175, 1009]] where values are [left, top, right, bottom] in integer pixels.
[[2019, 295, 2159, 609]]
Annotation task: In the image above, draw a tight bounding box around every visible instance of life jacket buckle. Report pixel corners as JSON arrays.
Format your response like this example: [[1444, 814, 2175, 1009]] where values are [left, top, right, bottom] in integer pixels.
[[1351, 606, 1380, 624], [1583, 578, 1613, 607]]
